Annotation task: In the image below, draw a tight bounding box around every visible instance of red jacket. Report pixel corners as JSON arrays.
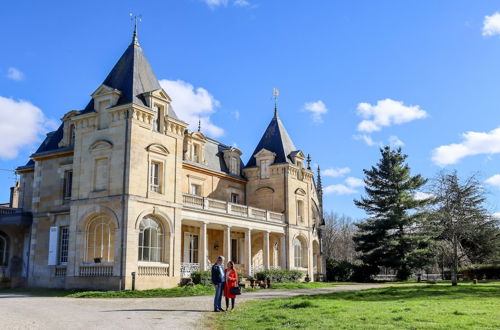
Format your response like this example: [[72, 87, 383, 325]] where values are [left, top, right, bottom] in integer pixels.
[[223, 268, 238, 299]]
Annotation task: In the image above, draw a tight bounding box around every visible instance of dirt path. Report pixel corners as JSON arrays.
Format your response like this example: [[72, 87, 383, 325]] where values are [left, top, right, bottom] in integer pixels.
[[1, 283, 389, 330]]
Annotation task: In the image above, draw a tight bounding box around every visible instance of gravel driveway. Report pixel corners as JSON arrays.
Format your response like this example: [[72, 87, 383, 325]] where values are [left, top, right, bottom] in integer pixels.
[[1, 283, 387, 330]]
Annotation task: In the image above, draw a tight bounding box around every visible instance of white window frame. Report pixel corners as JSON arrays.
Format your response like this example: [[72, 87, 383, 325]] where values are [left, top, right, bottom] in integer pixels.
[[150, 161, 162, 193], [138, 217, 163, 262], [190, 183, 202, 196], [230, 193, 239, 204], [294, 238, 302, 268], [58, 226, 69, 265], [63, 170, 73, 200], [183, 232, 199, 263], [85, 216, 115, 263]]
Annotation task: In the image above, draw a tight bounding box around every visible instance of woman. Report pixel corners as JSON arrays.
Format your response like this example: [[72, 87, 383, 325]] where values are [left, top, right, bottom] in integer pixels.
[[223, 261, 238, 311]]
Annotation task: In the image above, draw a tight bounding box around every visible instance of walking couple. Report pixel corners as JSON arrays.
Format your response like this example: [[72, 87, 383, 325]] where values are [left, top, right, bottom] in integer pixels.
[[211, 256, 239, 312]]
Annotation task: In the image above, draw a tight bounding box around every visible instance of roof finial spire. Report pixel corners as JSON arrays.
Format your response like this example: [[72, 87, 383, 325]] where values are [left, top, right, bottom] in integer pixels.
[[198, 118, 201, 132], [130, 13, 142, 45], [307, 154, 311, 170], [273, 88, 279, 118]]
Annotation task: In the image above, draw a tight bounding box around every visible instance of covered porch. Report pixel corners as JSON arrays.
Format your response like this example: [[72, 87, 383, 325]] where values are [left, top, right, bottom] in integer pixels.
[[180, 220, 286, 278]]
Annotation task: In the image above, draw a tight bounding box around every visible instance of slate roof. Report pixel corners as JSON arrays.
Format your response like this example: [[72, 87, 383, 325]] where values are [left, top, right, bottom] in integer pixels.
[[245, 111, 297, 168], [184, 137, 244, 179]]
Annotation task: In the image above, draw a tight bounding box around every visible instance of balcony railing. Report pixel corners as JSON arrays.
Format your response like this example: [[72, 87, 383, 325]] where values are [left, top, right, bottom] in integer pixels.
[[182, 194, 284, 223], [0, 207, 18, 215], [79, 265, 113, 277], [180, 262, 200, 278]]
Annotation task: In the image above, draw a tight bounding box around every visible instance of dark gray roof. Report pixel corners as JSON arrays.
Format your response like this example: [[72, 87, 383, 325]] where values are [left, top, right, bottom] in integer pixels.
[[82, 38, 161, 112], [245, 112, 297, 167], [184, 137, 244, 178]]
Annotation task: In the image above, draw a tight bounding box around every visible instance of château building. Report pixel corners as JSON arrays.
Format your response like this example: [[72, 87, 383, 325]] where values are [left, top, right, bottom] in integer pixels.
[[0, 28, 325, 290]]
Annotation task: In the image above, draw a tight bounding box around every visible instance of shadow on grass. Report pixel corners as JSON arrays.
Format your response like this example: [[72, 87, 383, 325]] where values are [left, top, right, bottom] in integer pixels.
[[299, 284, 500, 303]]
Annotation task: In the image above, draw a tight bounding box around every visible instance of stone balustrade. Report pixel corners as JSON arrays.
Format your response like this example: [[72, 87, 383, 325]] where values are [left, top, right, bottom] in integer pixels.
[[138, 265, 169, 276], [182, 194, 284, 223], [79, 265, 114, 277]]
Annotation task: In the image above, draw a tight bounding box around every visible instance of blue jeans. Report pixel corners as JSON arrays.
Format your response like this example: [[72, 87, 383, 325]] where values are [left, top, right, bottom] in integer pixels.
[[214, 282, 225, 311]]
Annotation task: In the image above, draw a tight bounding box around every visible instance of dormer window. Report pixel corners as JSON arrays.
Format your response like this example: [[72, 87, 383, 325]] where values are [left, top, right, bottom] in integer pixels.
[[193, 144, 201, 163], [223, 147, 242, 175], [152, 104, 163, 132], [260, 159, 270, 179], [69, 124, 75, 146]]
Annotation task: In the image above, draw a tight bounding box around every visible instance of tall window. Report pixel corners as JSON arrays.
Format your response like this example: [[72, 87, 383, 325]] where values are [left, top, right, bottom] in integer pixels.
[[190, 184, 201, 196], [184, 233, 199, 263], [58, 226, 69, 264], [153, 105, 162, 132], [193, 144, 201, 163], [231, 239, 239, 264], [294, 238, 302, 268], [69, 124, 76, 146], [0, 232, 8, 266], [297, 200, 304, 222], [230, 157, 238, 174], [150, 161, 162, 193], [63, 170, 73, 200], [138, 217, 163, 262], [230, 193, 239, 204], [260, 159, 270, 179], [85, 216, 115, 263]]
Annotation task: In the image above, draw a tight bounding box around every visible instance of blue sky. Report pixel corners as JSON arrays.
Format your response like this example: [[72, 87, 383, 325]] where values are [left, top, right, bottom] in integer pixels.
[[1, 0, 500, 219]]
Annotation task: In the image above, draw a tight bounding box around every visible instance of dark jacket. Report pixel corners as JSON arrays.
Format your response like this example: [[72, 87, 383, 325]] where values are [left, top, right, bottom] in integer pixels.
[[211, 263, 224, 285]]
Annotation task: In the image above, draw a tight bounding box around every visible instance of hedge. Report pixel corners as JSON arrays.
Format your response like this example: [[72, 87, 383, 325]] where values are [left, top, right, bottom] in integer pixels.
[[255, 269, 303, 283], [460, 264, 500, 280], [191, 271, 212, 286]]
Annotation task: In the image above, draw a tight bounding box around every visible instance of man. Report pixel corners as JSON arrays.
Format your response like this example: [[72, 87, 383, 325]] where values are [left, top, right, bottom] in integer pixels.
[[211, 256, 225, 312]]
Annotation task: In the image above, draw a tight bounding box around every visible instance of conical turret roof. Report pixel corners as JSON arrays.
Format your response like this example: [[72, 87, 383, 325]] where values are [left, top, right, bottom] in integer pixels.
[[245, 111, 297, 167]]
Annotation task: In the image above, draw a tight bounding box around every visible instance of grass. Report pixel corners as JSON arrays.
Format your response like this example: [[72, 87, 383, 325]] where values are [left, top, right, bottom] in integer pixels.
[[0, 284, 215, 298], [269, 282, 340, 290], [212, 282, 500, 329]]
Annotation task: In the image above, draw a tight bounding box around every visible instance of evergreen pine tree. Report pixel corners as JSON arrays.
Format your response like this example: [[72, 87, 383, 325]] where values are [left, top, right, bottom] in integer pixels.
[[354, 146, 434, 280]]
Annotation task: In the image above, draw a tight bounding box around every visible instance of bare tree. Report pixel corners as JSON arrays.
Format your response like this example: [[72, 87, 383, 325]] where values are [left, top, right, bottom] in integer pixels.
[[430, 171, 498, 286], [322, 212, 358, 263]]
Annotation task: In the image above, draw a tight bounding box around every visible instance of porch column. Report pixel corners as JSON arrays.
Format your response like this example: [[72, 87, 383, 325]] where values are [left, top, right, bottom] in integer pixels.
[[280, 234, 286, 269], [245, 228, 252, 276], [224, 225, 231, 263], [199, 222, 207, 270], [263, 231, 270, 269]]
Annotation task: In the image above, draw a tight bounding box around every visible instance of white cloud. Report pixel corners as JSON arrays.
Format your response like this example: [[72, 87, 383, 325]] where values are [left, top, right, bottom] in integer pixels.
[[414, 192, 434, 201], [234, 0, 250, 6], [303, 100, 328, 124], [485, 174, 500, 188], [389, 135, 405, 147], [492, 212, 500, 219], [0, 96, 54, 159], [323, 167, 351, 178], [324, 176, 364, 195], [356, 98, 428, 133], [354, 134, 381, 147], [345, 176, 364, 188], [200, 0, 250, 8], [483, 12, 500, 37], [7, 67, 24, 81], [159, 79, 224, 138], [232, 111, 240, 120], [432, 127, 500, 166], [324, 184, 357, 195]]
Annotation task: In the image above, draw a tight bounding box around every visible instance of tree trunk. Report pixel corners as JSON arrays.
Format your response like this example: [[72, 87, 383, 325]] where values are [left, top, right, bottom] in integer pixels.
[[451, 234, 458, 286]]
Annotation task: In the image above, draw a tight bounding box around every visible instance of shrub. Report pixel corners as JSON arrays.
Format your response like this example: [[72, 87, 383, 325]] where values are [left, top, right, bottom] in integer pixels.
[[255, 269, 303, 283], [350, 264, 379, 282], [191, 271, 212, 286], [460, 264, 500, 280], [326, 260, 355, 282]]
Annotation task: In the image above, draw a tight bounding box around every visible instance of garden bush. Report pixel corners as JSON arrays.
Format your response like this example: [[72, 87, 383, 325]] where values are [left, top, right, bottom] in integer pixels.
[[326, 260, 355, 282], [460, 264, 500, 280], [191, 271, 212, 286], [255, 269, 303, 283]]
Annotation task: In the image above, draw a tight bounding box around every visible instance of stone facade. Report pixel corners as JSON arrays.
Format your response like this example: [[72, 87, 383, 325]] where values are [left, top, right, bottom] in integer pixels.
[[0, 31, 325, 290]]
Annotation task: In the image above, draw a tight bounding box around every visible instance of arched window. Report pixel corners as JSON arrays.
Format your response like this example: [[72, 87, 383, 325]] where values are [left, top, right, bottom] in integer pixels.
[[294, 238, 303, 268], [85, 216, 115, 263], [138, 216, 163, 262], [0, 232, 8, 266]]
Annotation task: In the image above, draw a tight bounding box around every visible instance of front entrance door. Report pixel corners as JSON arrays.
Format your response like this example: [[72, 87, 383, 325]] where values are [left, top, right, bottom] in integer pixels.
[[183, 233, 199, 263]]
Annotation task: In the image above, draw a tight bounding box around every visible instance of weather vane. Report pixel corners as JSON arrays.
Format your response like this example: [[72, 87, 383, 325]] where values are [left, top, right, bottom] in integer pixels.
[[130, 13, 142, 44], [273, 88, 279, 116]]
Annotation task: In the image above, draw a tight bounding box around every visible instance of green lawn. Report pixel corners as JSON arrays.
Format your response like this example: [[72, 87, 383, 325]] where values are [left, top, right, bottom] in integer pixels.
[[213, 283, 500, 329], [268, 282, 341, 290]]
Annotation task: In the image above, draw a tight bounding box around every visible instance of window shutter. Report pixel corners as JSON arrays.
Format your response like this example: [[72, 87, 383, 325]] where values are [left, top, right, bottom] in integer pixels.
[[48, 226, 59, 265]]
